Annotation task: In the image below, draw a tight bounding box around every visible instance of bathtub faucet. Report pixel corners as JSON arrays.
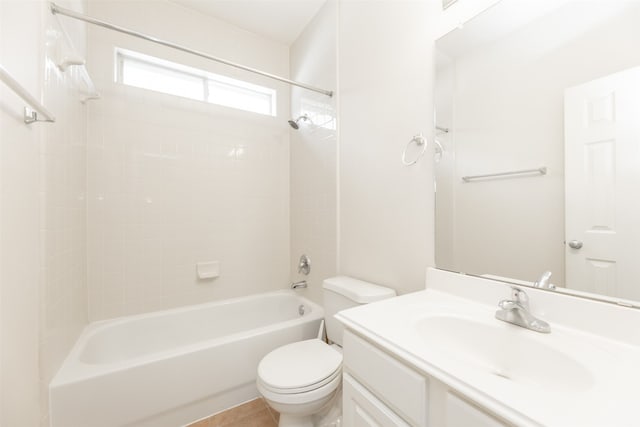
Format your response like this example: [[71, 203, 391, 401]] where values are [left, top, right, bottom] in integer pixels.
[[291, 280, 308, 289]]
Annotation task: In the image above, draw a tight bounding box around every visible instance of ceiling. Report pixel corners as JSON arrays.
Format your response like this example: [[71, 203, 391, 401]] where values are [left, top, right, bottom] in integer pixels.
[[170, 0, 326, 45]]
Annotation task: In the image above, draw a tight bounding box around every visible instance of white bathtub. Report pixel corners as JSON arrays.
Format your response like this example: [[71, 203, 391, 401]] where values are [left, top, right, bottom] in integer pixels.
[[50, 290, 323, 427]]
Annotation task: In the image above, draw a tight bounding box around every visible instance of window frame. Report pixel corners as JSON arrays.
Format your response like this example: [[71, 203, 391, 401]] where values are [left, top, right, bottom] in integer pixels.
[[114, 48, 277, 117]]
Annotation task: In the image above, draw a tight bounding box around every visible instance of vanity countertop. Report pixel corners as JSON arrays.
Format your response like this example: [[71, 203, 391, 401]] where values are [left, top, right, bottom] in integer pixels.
[[336, 270, 640, 427]]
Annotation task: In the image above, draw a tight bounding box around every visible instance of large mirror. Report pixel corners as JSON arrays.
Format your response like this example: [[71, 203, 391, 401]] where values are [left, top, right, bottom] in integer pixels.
[[435, 0, 640, 306]]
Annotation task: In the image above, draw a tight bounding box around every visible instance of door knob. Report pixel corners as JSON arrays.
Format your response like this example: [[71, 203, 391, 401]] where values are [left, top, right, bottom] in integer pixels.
[[568, 240, 583, 249]]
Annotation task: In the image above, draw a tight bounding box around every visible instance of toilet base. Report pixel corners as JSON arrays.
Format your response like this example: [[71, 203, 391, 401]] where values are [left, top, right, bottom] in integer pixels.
[[278, 414, 314, 427], [276, 387, 342, 427]]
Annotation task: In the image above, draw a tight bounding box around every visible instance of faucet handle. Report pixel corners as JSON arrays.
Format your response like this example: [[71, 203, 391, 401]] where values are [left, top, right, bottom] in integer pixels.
[[297, 254, 311, 275], [496, 287, 550, 333], [498, 299, 519, 310], [511, 287, 530, 310], [496, 288, 529, 311]]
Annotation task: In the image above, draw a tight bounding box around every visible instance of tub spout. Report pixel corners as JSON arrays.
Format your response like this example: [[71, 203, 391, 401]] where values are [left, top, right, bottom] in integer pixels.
[[291, 280, 307, 289]]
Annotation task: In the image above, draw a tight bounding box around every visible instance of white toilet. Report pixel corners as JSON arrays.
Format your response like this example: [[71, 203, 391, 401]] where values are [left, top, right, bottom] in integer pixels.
[[257, 276, 396, 427]]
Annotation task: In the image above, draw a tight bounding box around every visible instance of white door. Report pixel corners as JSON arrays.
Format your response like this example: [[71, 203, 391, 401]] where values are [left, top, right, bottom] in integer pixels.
[[564, 66, 640, 300]]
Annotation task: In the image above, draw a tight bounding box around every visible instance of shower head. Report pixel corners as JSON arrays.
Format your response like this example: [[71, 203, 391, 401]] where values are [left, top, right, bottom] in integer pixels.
[[288, 114, 309, 130]]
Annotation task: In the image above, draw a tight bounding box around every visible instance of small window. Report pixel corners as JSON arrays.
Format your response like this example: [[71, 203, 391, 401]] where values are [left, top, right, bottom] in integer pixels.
[[115, 49, 277, 116]]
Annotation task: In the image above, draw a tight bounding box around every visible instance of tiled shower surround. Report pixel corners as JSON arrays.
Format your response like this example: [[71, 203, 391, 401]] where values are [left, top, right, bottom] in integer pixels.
[[86, 0, 292, 320], [87, 96, 290, 320]]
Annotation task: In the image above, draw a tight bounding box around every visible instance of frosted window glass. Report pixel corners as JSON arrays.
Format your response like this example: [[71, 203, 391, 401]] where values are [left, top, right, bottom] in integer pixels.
[[122, 59, 204, 101], [208, 80, 274, 115], [116, 49, 276, 116]]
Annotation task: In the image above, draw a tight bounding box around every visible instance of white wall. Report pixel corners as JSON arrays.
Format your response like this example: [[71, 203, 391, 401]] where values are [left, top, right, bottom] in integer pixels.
[[337, 0, 435, 295], [438, 5, 640, 285], [86, 0, 292, 320], [0, 1, 89, 425], [289, 1, 338, 304], [434, 0, 501, 39]]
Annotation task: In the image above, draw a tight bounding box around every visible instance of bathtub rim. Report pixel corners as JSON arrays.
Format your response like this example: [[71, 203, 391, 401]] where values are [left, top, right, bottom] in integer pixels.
[[51, 289, 323, 387]]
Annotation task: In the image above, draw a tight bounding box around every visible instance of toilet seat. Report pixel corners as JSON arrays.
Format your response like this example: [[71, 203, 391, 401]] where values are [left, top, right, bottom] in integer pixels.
[[257, 339, 343, 395], [259, 365, 341, 394], [257, 371, 342, 406]]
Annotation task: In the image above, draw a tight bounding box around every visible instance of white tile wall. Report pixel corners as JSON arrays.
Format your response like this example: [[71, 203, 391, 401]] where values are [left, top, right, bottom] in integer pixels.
[[86, 0, 291, 320], [289, 0, 338, 304], [1, 1, 89, 426], [39, 3, 90, 424]]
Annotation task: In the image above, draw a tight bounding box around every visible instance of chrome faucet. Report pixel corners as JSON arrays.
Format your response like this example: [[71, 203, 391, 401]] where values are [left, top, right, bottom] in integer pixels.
[[533, 270, 555, 290], [291, 280, 307, 289], [495, 288, 550, 333]]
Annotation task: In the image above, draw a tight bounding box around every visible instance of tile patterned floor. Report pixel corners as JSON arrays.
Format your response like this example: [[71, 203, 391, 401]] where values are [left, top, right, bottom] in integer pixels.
[[187, 398, 279, 427]]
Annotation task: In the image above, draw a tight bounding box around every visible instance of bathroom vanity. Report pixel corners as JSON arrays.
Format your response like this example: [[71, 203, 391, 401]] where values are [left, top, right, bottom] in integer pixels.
[[341, 330, 513, 427], [336, 268, 640, 427]]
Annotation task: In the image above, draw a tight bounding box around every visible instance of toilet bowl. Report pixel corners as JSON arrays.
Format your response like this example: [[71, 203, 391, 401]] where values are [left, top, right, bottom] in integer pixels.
[[256, 276, 396, 427], [257, 339, 342, 427]]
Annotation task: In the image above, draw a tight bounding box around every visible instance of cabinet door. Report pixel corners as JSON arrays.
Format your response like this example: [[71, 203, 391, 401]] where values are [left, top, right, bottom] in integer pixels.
[[343, 331, 428, 426], [343, 374, 411, 427], [444, 392, 508, 427]]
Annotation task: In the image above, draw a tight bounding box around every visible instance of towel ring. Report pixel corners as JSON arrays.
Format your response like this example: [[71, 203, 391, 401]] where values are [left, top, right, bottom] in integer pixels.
[[402, 133, 427, 166]]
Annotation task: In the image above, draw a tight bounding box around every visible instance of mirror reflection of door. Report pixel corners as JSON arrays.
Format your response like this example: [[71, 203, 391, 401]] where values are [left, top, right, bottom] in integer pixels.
[[434, 0, 640, 305], [564, 67, 640, 300]]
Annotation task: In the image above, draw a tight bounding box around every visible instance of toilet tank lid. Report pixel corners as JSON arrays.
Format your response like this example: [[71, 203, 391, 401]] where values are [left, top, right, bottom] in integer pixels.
[[323, 276, 396, 303]]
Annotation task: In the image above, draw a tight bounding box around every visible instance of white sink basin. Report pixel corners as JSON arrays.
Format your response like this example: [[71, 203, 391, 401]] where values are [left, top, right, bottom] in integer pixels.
[[415, 315, 594, 393]]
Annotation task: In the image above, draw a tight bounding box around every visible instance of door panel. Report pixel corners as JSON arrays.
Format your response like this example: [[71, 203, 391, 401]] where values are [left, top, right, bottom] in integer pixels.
[[343, 374, 410, 427], [564, 66, 640, 300]]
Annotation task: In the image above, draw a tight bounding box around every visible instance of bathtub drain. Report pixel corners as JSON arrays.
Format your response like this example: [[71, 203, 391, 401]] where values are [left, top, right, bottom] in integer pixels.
[[298, 305, 306, 316]]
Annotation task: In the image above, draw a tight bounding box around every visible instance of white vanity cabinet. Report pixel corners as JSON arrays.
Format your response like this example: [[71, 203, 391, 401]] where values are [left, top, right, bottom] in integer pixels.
[[343, 374, 410, 427], [342, 330, 511, 427]]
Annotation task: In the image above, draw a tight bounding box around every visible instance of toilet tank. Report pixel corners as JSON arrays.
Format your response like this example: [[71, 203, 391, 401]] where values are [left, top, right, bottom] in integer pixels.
[[323, 276, 396, 346]]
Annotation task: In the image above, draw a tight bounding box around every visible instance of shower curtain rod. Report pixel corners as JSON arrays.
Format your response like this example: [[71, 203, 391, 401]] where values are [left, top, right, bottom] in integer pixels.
[[50, 3, 334, 98]]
